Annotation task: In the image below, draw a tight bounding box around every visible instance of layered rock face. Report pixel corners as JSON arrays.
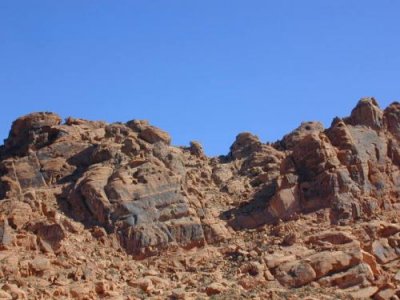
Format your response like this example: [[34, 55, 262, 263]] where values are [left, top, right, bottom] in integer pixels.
[[0, 115, 213, 258], [0, 98, 399, 299], [224, 98, 400, 229]]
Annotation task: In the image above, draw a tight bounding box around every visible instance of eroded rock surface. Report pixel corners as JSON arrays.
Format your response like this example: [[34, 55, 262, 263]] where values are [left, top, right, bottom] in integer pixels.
[[0, 98, 399, 299]]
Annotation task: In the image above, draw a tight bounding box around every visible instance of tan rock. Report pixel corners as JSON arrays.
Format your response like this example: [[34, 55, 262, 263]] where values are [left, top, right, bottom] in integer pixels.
[[139, 126, 171, 145], [394, 270, 400, 282], [306, 230, 356, 246], [189, 141, 206, 158], [384, 101, 400, 139], [239, 261, 264, 277], [318, 263, 374, 289], [362, 250, 382, 276], [275, 248, 363, 288], [229, 132, 261, 159], [212, 165, 233, 185], [206, 282, 227, 296], [35, 223, 65, 250], [4, 201, 32, 229], [374, 288, 396, 300], [268, 186, 300, 220], [69, 284, 95, 300], [347, 97, 384, 129], [128, 278, 154, 292], [371, 239, 399, 264], [349, 286, 379, 299], [264, 254, 297, 269], [29, 257, 51, 274], [1, 284, 27, 300], [307, 249, 362, 279], [264, 269, 275, 281], [0, 290, 12, 299], [0, 220, 14, 249], [170, 288, 186, 300], [275, 261, 317, 287], [4, 112, 62, 155], [281, 121, 325, 149]]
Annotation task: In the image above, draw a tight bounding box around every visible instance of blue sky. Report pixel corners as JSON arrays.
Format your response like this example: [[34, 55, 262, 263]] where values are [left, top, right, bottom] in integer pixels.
[[1, 1, 400, 155]]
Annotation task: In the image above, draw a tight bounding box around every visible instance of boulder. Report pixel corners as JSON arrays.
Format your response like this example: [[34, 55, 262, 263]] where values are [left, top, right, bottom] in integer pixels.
[[189, 141, 206, 158], [206, 282, 227, 296], [127, 120, 171, 145], [268, 185, 300, 220], [1, 284, 27, 300], [140, 126, 171, 145], [5, 112, 62, 155], [229, 132, 262, 159], [371, 239, 399, 264], [280, 121, 324, 150], [275, 249, 363, 288]]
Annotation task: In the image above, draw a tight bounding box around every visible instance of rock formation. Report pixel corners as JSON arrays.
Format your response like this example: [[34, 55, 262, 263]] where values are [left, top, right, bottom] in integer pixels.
[[0, 97, 399, 299]]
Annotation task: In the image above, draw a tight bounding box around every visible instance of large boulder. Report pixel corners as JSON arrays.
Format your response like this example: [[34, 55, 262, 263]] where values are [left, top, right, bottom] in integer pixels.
[[4, 112, 62, 156], [127, 119, 171, 145], [229, 132, 262, 159]]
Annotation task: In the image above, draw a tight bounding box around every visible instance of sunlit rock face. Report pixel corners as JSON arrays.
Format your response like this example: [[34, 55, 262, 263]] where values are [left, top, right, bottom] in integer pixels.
[[1, 98, 400, 299]]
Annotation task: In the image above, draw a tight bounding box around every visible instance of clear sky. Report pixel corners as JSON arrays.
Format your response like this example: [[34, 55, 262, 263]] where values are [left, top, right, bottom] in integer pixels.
[[1, 1, 400, 155]]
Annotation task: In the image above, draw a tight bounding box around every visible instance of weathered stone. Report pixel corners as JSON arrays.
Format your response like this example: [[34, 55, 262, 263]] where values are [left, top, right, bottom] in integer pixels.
[[229, 132, 262, 159], [374, 288, 396, 300], [281, 121, 324, 150], [268, 185, 300, 220], [0, 290, 12, 299], [127, 120, 172, 145], [29, 257, 51, 274], [264, 254, 297, 269], [275, 249, 362, 288], [0, 99, 399, 298], [1, 284, 27, 300], [306, 230, 357, 246], [371, 239, 399, 264], [0, 220, 14, 248], [206, 282, 227, 296], [307, 249, 362, 279], [275, 260, 317, 287], [4, 112, 62, 156], [189, 141, 206, 158], [0, 200, 32, 229], [347, 97, 384, 129], [34, 223, 65, 250], [212, 165, 233, 185], [318, 263, 373, 288], [350, 286, 379, 299], [385, 102, 400, 139]]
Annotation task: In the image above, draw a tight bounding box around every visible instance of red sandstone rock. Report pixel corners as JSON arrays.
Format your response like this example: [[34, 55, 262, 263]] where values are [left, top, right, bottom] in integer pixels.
[[0, 98, 399, 299]]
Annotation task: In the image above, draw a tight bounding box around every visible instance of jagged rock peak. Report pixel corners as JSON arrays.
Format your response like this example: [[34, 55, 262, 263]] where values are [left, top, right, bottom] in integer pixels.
[[346, 97, 384, 129]]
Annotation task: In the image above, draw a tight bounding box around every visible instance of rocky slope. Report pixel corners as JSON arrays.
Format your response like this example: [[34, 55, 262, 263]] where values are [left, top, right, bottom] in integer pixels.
[[0, 97, 399, 299]]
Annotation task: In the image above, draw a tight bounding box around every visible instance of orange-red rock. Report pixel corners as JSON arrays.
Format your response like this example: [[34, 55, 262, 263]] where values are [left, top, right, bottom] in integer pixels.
[[0, 99, 399, 299]]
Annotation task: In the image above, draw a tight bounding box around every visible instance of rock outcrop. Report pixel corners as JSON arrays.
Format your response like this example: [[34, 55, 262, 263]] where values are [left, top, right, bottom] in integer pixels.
[[0, 98, 399, 299]]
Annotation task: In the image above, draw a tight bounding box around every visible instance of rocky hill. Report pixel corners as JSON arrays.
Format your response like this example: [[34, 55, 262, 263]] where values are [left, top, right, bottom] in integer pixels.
[[0, 97, 399, 299]]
